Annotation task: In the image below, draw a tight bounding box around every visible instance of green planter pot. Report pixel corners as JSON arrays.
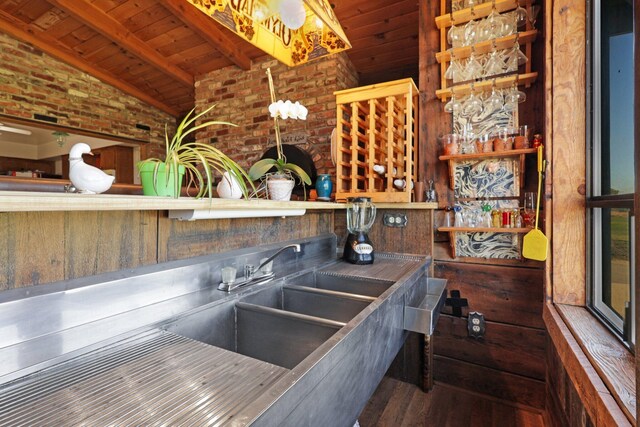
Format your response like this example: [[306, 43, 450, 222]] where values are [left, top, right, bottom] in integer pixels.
[[138, 162, 186, 197]]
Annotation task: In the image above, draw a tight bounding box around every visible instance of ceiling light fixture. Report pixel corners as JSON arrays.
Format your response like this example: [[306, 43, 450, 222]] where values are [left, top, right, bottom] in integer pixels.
[[0, 123, 32, 135], [187, 0, 351, 67], [52, 131, 69, 147]]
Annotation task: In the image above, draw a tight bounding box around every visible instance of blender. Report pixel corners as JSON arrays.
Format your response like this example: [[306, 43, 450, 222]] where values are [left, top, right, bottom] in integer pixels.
[[343, 197, 377, 264]]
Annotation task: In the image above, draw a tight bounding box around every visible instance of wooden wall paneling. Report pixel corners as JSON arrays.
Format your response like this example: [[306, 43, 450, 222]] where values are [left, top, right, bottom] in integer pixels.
[[158, 210, 334, 262], [545, 336, 595, 427], [550, 0, 587, 305], [435, 262, 544, 329], [433, 355, 546, 410], [634, 0, 640, 420], [334, 209, 432, 256], [64, 211, 158, 280], [543, 0, 554, 303], [0, 212, 65, 290], [434, 314, 546, 380], [419, 0, 451, 208]]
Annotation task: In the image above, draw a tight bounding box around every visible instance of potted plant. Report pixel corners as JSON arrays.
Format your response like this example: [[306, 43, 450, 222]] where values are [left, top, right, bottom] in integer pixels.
[[248, 68, 312, 201], [137, 105, 252, 199]]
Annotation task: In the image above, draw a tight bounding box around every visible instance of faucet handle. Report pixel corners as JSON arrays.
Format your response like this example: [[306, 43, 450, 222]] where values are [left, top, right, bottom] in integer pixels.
[[244, 264, 256, 279]]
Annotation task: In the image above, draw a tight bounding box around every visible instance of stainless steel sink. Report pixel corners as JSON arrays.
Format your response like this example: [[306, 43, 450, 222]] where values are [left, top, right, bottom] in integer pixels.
[[162, 275, 382, 369], [0, 234, 444, 427], [285, 271, 395, 297], [236, 301, 343, 369]]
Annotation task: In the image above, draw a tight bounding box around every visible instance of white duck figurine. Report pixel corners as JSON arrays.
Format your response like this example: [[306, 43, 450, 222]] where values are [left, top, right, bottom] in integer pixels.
[[68, 143, 115, 194]]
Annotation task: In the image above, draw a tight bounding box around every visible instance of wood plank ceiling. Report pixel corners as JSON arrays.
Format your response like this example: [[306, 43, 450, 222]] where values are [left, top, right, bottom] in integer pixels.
[[0, 0, 419, 117]]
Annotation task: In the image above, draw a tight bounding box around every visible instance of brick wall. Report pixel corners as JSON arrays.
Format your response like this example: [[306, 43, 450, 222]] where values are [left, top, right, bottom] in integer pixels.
[[0, 32, 174, 158], [194, 54, 358, 178]]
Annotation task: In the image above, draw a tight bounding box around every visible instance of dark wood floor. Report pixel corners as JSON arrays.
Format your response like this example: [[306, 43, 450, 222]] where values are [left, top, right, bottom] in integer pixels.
[[358, 377, 545, 427]]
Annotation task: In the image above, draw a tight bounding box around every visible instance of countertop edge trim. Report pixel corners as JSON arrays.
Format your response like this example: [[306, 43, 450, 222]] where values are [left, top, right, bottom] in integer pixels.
[[0, 191, 438, 212]]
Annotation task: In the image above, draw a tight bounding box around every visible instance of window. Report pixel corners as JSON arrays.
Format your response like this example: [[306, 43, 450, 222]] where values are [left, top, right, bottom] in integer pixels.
[[588, 0, 635, 347]]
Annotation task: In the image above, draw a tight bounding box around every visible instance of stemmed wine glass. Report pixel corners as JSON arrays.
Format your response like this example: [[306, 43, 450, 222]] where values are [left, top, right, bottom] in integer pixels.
[[503, 82, 526, 112], [528, 5, 541, 28], [444, 90, 463, 114], [445, 51, 462, 81], [462, 84, 483, 117], [484, 41, 506, 77], [513, 0, 528, 28], [505, 41, 528, 71], [484, 83, 504, 113], [448, 15, 463, 47], [463, 7, 478, 47], [464, 47, 483, 81]]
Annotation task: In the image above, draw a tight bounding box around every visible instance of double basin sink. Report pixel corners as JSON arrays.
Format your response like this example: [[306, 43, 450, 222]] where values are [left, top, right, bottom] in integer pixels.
[[162, 271, 395, 370]]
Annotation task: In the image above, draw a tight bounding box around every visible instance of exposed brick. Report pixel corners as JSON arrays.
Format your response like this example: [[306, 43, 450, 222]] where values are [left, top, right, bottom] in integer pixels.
[[0, 32, 174, 158], [194, 54, 358, 178]]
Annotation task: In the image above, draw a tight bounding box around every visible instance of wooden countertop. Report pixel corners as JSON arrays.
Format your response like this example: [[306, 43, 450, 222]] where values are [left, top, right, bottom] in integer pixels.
[[0, 191, 437, 212]]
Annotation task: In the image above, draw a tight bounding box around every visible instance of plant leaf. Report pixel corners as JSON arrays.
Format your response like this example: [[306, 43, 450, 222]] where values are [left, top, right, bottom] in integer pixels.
[[249, 158, 278, 181]]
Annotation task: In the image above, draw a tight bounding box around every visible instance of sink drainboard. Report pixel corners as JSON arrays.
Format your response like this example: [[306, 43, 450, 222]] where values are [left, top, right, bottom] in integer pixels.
[[0, 331, 288, 426]]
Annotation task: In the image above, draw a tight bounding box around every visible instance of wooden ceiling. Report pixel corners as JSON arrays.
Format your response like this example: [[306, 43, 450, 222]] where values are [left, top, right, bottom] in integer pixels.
[[0, 0, 419, 117]]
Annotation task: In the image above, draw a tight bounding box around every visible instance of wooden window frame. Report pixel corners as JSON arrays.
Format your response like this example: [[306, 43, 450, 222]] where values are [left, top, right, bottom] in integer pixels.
[[547, 0, 637, 424]]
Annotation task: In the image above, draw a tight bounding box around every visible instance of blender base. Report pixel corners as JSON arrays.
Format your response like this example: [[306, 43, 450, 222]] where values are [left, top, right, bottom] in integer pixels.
[[343, 232, 375, 265]]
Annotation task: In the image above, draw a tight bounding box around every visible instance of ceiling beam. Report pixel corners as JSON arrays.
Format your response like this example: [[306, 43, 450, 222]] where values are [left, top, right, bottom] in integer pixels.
[[46, 0, 194, 88], [160, 0, 252, 71], [0, 13, 180, 117]]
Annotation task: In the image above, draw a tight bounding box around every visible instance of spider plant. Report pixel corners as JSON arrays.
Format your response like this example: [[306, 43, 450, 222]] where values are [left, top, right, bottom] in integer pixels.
[[137, 105, 253, 199]]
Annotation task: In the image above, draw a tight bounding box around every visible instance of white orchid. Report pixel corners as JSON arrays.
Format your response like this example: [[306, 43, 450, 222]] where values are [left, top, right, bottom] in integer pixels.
[[269, 99, 308, 120]]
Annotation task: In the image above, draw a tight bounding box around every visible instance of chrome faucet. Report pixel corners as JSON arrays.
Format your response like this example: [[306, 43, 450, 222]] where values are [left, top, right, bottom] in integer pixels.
[[218, 244, 301, 292]]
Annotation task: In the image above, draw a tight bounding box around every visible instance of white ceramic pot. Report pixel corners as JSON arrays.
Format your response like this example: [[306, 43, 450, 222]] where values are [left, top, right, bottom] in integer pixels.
[[267, 177, 295, 201], [216, 171, 243, 199]]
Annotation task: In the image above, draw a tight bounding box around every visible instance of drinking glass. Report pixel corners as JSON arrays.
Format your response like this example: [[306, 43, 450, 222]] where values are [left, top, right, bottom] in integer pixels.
[[448, 18, 463, 47], [461, 123, 476, 154], [514, 2, 528, 28], [503, 83, 525, 112], [440, 133, 461, 155], [462, 89, 483, 117], [528, 5, 541, 28], [500, 11, 516, 37], [463, 11, 478, 46], [464, 50, 483, 81], [445, 55, 462, 81], [523, 191, 536, 227], [484, 85, 504, 112], [484, 45, 506, 77], [444, 93, 463, 114], [505, 42, 528, 71]]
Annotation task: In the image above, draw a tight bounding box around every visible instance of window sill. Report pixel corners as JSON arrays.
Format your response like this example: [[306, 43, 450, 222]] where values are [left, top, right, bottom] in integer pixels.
[[543, 303, 635, 425]]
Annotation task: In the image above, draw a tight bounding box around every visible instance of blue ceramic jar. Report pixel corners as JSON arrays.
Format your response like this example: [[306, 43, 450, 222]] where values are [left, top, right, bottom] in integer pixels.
[[315, 174, 332, 200]]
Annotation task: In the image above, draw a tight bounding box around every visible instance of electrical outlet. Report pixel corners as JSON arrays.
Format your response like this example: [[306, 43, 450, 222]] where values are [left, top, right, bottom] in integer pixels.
[[383, 213, 408, 228], [467, 312, 485, 339]]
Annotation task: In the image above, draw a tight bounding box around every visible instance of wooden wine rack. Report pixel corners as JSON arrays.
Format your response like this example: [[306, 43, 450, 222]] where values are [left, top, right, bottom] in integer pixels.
[[334, 79, 419, 203]]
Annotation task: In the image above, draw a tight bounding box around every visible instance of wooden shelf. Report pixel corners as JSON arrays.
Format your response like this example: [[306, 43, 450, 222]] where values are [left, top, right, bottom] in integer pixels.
[[435, 0, 531, 29], [0, 191, 439, 212], [436, 72, 538, 101], [439, 226, 532, 233], [435, 30, 538, 64], [439, 148, 537, 190], [439, 147, 536, 161]]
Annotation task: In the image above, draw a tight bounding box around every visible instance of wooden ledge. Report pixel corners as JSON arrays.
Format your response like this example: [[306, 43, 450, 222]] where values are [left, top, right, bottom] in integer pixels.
[[544, 303, 634, 426], [0, 191, 437, 213]]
